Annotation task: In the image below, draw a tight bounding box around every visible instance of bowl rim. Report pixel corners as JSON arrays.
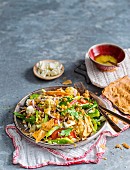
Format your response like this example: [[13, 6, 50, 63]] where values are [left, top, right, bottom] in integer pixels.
[[87, 43, 125, 67]]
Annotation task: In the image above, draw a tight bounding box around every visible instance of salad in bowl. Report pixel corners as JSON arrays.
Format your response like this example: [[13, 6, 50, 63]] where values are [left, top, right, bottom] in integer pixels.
[[14, 86, 106, 149]]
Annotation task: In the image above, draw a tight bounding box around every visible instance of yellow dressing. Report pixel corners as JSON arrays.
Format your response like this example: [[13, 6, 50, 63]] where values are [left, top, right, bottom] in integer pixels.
[[95, 55, 117, 66]]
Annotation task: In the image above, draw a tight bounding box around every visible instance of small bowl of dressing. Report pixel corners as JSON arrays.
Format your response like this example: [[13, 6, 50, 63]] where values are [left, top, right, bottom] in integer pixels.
[[88, 43, 125, 72]]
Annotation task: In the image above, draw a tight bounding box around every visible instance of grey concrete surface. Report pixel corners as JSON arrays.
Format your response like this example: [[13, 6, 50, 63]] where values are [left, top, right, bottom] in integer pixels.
[[0, 0, 130, 169]]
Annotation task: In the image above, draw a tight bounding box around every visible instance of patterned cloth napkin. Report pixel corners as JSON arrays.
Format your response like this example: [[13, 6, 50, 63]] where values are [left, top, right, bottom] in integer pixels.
[[6, 98, 129, 169], [85, 48, 130, 88]]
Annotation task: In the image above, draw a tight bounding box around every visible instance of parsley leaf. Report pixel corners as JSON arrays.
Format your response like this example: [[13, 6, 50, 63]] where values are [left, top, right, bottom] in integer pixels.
[[61, 107, 79, 119], [67, 108, 79, 119], [60, 128, 73, 137]]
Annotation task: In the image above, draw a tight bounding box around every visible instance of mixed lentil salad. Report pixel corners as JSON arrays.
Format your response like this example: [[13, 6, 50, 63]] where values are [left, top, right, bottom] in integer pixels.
[[14, 87, 105, 144]]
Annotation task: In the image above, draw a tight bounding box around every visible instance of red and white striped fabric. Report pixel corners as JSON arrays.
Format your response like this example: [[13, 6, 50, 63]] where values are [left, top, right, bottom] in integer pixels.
[[6, 98, 129, 169]]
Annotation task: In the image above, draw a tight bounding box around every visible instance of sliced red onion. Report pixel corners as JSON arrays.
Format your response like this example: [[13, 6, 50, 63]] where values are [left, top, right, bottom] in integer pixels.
[[74, 89, 77, 96], [57, 119, 60, 126], [32, 99, 35, 107]]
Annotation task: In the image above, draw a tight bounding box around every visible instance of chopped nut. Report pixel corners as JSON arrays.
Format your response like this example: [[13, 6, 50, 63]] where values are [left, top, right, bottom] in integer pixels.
[[115, 144, 122, 149], [103, 157, 107, 160], [100, 144, 106, 149], [122, 143, 130, 149], [62, 80, 72, 85]]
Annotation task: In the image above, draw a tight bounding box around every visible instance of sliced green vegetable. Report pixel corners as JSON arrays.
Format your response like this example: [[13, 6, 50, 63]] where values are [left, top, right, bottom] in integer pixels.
[[82, 103, 91, 109], [60, 128, 73, 137], [94, 119, 101, 125], [92, 119, 98, 131], [48, 137, 74, 144], [36, 124, 42, 129], [45, 126, 60, 138], [97, 115, 106, 122], [13, 112, 25, 119], [14, 112, 35, 124], [87, 109, 100, 118], [82, 101, 98, 110], [35, 110, 39, 122], [25, 116, 36, 124], [92, 101, 98, 108], [43, 114, 48, 123], [30, 93, 40, 99]]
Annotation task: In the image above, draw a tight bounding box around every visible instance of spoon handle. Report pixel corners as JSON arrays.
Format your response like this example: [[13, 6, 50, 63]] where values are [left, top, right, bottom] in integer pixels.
[[99, 105, 130, 125], [99, 107, 122, 132], [108, 61, 119, 67]]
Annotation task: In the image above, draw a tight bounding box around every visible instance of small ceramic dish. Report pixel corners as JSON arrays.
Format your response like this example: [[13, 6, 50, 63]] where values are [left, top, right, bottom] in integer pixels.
[[88, 43, 125, 72], [33, 60, 64, 80]]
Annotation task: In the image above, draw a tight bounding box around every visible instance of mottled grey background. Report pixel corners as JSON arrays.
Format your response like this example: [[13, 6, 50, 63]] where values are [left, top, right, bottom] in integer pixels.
[[0, 0, 130, 169]]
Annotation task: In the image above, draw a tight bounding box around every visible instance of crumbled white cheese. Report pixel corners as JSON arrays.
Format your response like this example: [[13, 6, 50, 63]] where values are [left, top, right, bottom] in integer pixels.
[[26, 106, 35, 114], [37, 61, 62, 77], [26, 99, 34, 106]]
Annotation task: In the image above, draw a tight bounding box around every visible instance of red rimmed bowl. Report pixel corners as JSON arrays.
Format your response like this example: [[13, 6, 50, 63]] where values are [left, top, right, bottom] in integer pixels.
[[88, 43, 125, 72]]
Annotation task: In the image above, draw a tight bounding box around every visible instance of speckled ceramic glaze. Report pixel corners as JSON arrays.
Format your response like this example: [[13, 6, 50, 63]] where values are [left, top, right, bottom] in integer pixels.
[[14, 86, 107, 149], [88, 43, 125, 71]]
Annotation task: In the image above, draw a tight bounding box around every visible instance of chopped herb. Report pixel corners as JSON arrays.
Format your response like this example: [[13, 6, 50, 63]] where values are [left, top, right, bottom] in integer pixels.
[[60, 128, 73, 137], [68, 108, 79, 119], [61, 107, 79, 119]]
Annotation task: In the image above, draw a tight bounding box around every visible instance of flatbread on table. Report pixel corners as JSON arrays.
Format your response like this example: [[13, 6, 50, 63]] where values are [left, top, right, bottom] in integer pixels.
[[102, 76, 130, 115]]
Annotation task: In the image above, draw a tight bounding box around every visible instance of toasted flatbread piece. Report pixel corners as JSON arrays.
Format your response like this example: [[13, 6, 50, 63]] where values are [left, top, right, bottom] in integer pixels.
[[102, 76, 130, 115], [62, 79, 72, 85]]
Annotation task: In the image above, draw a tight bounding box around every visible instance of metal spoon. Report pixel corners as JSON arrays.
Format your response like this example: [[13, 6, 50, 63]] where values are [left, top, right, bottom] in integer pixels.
[[107, 61, 119, 67]]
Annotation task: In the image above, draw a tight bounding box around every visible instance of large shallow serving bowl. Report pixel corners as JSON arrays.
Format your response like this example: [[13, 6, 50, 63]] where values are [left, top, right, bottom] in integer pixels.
[[88, 43, 125, 72], [14, 86, 107, 149]]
